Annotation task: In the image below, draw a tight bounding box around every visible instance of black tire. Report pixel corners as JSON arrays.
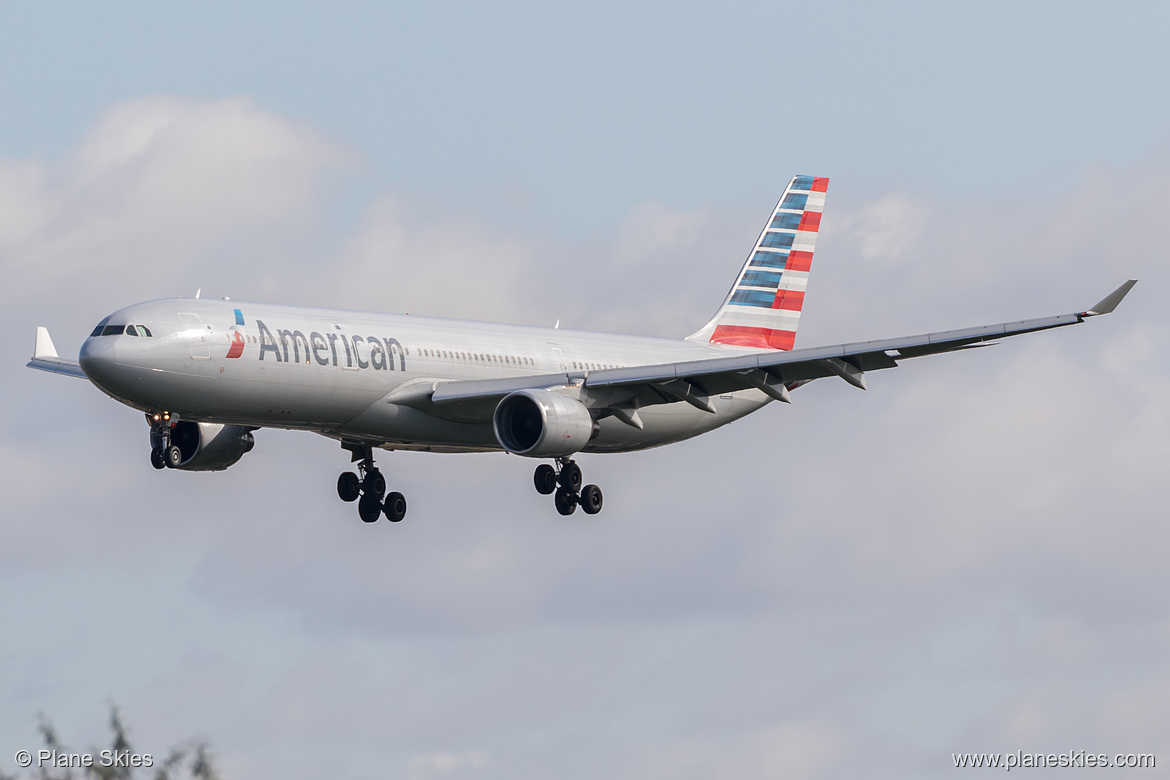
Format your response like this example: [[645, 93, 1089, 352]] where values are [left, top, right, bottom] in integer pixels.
[[364, 470, 386, 499], [337, 472, 360, 502], [384, 491, 407, 523], [150, 447, 166, 470], [559, 461, 583, 492], [554, 485, 578, 516], [164, 444, 183, 469], [580, 484, 603, 515], [534, 464, 557, 495], [358, 495, 382, 523]]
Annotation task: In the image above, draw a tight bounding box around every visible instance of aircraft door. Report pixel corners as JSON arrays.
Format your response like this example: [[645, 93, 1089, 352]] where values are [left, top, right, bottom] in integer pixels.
[[549, 344, 568, 372], [178, 313, 211, 360], [333, 323, 359, 370]]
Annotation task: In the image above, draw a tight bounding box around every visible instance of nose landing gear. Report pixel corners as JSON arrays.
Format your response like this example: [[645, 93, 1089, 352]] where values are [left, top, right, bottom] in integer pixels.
[[535, 458, 603, 516], [338, 443, 408, 524], [147, 411, 181, 470]]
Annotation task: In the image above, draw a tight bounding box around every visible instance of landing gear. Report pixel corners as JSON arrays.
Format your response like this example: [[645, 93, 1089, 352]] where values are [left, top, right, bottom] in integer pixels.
[[560, 461, 583, 492], [534, 464, 557, 495], [147, 411, 180, 469], [580, 484, 603, 515], [358, 494, 382, 523], [384, 492, 407, 523], [554, 485, 578, 515], [337, 472, 360, 502], [338, 443, 408, 524], [535, 458, 603, 516]]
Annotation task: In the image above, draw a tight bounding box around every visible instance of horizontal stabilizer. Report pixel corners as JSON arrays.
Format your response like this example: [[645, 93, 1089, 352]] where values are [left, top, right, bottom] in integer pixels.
[[27, 327, 86, 379]]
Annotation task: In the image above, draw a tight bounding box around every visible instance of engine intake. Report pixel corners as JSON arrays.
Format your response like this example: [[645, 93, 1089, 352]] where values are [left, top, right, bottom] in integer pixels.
[[169, 421, 255, 471], [493, 389, 596, 458]]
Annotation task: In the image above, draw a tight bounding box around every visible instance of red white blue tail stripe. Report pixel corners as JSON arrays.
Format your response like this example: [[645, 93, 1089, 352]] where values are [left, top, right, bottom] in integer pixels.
[[688, 175, 828, 350]]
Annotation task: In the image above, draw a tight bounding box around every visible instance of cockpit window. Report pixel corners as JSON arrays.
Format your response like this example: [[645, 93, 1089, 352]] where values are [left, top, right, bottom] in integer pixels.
[[90, 317, 111, 338], [100, 324, 125, 336], [125, 325, 139, 336], [136, 325, 152, 337]]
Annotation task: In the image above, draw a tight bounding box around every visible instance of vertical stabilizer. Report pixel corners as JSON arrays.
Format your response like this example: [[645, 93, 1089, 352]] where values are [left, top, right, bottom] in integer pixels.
[[686, 175, 828, 350]]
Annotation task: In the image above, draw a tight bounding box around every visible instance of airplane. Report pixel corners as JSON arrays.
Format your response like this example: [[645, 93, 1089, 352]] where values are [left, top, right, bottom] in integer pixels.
[[27, 175, 1136, 524]]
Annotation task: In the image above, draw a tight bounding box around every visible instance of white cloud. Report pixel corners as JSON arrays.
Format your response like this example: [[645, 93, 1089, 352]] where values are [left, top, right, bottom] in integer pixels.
[[0, 95, 357, 326], [408, 750, 491, 774]]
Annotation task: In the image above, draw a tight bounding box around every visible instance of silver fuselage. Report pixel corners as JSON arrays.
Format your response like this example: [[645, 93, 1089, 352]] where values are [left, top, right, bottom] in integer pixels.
[[78, 298, 773, 454]]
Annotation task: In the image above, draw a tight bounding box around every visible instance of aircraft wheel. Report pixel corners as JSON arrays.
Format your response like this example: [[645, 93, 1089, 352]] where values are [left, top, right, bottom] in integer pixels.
[[358, 495, 382, 523], [554, 485, 578, 516], [534, 464, 557, 495], [580, 484, 603, 515], [384, 492, 407, 523], [364, 470, 386, 499], [164, 444, 183, 469], [559, 461, 583, 492], [337, 472, 360, 502], [150, 447, 166, 470]]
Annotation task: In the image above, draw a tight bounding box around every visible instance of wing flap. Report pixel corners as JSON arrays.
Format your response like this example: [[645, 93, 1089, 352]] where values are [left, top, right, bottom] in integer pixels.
[[27, 357, 88, 379]]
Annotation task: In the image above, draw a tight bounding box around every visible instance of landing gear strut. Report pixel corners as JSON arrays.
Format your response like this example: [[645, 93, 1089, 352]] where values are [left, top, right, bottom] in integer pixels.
[[535, 458, 603, 516], [338, 443, 407, 524], [147, 411, 180, 470]]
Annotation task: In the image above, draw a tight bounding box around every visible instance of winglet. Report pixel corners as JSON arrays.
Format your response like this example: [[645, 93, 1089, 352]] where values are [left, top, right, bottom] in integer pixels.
[[1083, 280, 1137, 317], [34, 326, 60, 359]]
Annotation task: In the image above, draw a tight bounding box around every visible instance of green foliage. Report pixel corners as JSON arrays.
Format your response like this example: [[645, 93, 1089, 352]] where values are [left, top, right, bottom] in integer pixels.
[[1, 707, 218, 780]]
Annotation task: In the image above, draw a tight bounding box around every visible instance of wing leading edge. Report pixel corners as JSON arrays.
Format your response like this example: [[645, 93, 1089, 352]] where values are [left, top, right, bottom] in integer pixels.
[[430, 280, 1138, 417]]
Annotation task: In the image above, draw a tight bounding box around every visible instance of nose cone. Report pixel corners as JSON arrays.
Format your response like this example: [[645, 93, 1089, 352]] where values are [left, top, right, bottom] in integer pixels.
[[78, 336, 120, 390]]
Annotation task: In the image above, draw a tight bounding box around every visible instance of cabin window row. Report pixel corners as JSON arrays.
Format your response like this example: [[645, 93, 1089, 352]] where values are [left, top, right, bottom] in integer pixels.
[[418, 348, 533, 366]]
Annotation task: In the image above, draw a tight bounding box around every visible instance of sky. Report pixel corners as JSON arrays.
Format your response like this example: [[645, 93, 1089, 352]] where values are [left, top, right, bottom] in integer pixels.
[[1, 2, 1167, 778]]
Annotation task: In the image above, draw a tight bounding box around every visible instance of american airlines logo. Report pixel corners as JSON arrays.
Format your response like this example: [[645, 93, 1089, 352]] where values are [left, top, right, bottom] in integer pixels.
[[226, 308, 246, 358], [252, 317, 406, 371]]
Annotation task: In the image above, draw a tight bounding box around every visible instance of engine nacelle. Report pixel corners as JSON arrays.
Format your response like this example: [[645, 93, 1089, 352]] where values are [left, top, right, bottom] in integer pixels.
[[168, 421, 255, 471], [493, 389, 596, 458]]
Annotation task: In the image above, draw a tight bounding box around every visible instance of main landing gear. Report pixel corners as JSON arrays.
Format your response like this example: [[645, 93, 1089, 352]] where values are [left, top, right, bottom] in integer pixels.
[[338, 444, 407, 524], [534, 458, 603, 516]]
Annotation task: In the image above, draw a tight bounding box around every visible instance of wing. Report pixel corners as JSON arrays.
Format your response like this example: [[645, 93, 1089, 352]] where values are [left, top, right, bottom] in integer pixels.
[[26, 326, 87, 379], [423, 281, 1138, 422]]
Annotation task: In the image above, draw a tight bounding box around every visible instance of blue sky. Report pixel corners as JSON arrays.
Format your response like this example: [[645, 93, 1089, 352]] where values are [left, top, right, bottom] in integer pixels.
[[4, 2, 1168, 231], [1, 3, 1167, 779]]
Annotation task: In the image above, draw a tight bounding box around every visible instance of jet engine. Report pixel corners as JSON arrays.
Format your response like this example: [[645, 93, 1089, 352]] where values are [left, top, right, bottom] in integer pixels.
[[493, 389, 597, 458], [168, 421, 255, 471]]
